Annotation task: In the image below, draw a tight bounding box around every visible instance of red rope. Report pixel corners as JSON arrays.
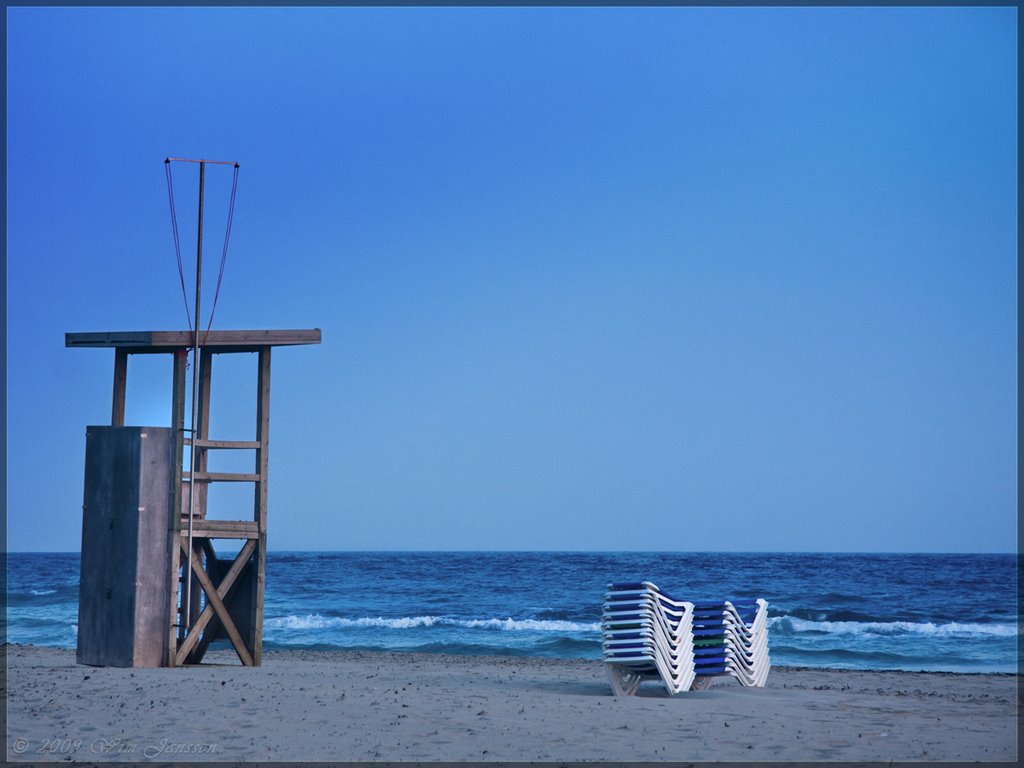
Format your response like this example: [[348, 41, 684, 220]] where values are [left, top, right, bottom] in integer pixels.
[[165, 159, 193, 333], [203, 163, 240, 344]]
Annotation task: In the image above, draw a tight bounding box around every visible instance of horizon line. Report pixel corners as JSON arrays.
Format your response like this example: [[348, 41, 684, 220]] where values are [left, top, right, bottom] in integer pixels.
[[5, 548, 1018, 556]]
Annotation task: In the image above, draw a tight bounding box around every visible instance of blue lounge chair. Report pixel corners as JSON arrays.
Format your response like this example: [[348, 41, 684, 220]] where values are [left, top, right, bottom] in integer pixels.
[[602, 582, 696, 695], [602, 582, 770, 695]]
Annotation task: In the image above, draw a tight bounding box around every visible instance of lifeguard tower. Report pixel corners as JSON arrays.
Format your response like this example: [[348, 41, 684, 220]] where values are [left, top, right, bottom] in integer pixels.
[[69, 158, 320, 667]]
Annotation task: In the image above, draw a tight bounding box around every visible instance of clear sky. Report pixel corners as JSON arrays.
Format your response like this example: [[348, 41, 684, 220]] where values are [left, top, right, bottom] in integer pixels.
[[5, 6, 1017, 553]]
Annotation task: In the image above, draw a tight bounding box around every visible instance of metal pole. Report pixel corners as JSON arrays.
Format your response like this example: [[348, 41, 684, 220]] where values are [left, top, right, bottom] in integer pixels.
[[185, 161, 205, 631]]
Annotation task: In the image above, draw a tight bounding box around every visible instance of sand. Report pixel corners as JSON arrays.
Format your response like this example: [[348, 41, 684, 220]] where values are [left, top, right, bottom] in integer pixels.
[[3, 644, 1018, 763]]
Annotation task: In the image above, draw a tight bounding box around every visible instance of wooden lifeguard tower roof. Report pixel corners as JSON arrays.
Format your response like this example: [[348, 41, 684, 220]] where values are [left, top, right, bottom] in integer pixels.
[[66, 329, 321, 352]]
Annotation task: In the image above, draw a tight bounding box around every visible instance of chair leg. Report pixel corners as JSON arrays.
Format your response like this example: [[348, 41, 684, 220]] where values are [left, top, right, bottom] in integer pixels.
[[606, 665, 640, 696], [690, 675, 714, 691]]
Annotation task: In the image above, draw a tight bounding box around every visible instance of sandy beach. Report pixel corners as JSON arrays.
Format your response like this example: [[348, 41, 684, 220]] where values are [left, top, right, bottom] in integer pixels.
[[3, 644, 1017, 763]]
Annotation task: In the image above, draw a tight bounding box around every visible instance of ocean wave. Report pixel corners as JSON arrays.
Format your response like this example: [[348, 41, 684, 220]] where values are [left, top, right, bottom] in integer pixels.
[[783, 608, 884, 623], [267, 615, 440, 630], [770, 616, 1018, 638], [29, 589, 58, 596], [265, 614, 601, 633], [460, 618, 600, 632]]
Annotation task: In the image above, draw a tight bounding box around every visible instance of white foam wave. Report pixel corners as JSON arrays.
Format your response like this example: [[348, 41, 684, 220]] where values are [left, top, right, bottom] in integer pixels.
[[266, 615, 439, 630], [461, 618, 601, 632], [30, 589, 57, 596], [265, 614, 600, 633], [771, 616, 1018, 638]]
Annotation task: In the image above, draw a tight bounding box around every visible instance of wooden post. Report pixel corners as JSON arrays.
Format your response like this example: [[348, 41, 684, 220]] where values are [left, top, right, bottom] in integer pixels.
[[251, 346, 271, 664], [255, 348, 270, 527], [182, 351, 214, 632], [167, 349, 188, 665], [112, 348, 128, 426], [195, 349, 213, 520], [171, 350, 187, 485]]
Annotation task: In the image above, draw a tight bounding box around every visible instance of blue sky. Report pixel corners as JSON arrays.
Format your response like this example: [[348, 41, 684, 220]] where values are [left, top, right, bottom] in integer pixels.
[[6, 6, 1017, 552]]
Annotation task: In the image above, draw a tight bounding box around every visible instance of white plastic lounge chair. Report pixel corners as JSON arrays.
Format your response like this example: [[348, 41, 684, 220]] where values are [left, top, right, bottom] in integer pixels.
[[602, 582, 696, 695], [602, 583, 770, 695]]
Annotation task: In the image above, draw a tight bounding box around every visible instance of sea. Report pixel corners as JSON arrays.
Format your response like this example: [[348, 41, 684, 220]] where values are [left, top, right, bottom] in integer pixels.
[[4, 551, 1018, 674]]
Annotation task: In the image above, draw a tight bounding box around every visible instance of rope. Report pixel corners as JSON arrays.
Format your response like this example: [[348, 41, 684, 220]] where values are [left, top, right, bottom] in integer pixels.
[[202, 162, 240, 344], [164, 159, 193, 333]]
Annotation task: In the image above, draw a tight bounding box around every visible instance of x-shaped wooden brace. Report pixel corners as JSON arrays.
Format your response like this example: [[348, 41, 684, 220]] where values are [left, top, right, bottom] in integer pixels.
[[175, 538, 257, 666]]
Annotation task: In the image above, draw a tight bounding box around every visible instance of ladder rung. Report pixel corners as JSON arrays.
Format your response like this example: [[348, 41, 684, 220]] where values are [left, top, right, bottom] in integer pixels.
[[182, 471, 260, 483], [184, 438, 261, 450]]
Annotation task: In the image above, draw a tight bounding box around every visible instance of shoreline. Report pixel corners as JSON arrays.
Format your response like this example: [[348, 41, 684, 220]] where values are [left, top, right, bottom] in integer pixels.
[[5, 641, 1018, 677], [5, 644, 1019, 762]]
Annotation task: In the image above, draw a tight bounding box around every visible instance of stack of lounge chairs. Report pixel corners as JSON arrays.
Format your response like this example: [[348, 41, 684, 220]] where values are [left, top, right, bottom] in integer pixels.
[[601, 581, 770, 696]]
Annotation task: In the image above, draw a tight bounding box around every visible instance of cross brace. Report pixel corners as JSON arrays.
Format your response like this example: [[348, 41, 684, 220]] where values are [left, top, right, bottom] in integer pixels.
[[176, 538, 257, 666]]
